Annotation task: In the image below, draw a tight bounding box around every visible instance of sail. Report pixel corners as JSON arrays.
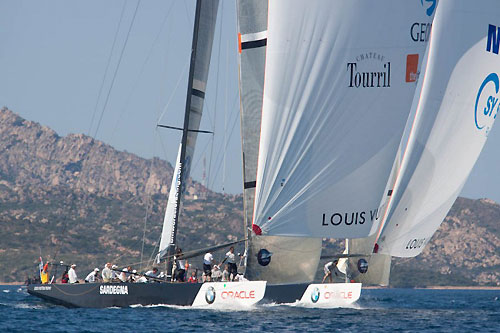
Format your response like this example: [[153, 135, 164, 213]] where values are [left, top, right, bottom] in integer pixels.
[[376, 0, 500, 258], [158, 0, 219, 260], [252, 0, 434, 239], [348, 235, 391, 286], [237, 0, 323, 284], [158, 144, 182, 259], [236, 0, 268, 254]]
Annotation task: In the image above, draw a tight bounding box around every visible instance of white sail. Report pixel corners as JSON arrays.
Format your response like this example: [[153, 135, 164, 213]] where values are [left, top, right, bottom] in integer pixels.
[[376, 0, 500, 257], [252, 0, 434, 239], [158, 144, 182, 260]]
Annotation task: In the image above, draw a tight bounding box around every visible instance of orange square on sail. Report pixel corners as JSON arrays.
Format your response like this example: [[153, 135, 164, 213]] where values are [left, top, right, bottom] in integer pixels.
[[406, 54, 419, 82]]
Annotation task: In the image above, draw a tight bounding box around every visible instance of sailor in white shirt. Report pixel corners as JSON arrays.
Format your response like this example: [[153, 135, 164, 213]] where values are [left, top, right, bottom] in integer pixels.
[[111, 265, 119, 281], [84, 268, 100, 283], [203, 252, 214, 282], [102, 263, 112, 283], [68, 264, 78, 284]]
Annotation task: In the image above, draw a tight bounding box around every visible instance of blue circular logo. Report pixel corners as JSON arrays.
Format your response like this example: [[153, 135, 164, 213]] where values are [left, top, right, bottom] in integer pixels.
[[257, 249, 272, 266], [311, 287, 320, 303], [205, 286, 216, 304], [357, 259, 369, 274], [475, 73, 499, 133], [420, 0, 436, 17]]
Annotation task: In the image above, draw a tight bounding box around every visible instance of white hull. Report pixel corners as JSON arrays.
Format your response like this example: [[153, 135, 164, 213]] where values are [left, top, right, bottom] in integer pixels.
[[299, 283, 362, 307]]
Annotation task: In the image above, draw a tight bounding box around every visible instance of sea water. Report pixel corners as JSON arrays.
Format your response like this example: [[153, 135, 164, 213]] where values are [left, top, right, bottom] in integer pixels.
[[0, 285, 498, 332]]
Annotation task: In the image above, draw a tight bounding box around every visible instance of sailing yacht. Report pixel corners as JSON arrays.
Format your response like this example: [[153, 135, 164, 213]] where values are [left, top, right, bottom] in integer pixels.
[[27, 0, 499, 308]]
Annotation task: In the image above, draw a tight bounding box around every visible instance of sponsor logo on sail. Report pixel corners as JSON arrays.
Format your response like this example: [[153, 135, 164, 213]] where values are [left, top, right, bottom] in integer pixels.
[[257, 248, 272, 266], [474, 73, 499, 135], [321, 208, 380, 227], [357, 259, 369, 274], [420, 0, 436, 17], [311, 287, 320, 303], [205, 286, 216, 304], [405, 238, 427, 250], [347, 52, 390, 88], [487, 24, 500, 55], [406, 54, 419, 82], [99, 285, 129, 295], [410, 22, 432, 42], [409, 0, 435, 43]]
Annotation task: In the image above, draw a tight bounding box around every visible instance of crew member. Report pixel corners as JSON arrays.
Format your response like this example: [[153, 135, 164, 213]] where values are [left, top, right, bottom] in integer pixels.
[[85, 268, 100, 283], [102, 263, 112, 283], [174, 248, 187, 282], [222, 246, 239, 281], [61, 268, 69, 283], [322, 260, 340, 283], [202, 251, 214, 282], [68, 264, 78, 284], [187, 271, 198, 283], [145, 267, 159, 281], [111, 265, 120, 282]]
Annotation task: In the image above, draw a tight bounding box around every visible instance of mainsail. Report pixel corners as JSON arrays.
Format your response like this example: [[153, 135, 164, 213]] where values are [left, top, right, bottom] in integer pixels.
[[376, 0, 500, 258], [252, 0, 434, 239], [158, 0, 219, 261]]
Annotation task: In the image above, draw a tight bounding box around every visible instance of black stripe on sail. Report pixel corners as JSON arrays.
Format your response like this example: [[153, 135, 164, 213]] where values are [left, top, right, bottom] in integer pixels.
[[241, 38, 267, 50], [192, 88, 205, 99], [244, 181, 256, 189]]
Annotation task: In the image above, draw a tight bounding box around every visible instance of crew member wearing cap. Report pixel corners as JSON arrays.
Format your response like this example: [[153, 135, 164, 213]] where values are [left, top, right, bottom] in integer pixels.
[[84, 268, 100, 283], [68, 264, 79, 284]]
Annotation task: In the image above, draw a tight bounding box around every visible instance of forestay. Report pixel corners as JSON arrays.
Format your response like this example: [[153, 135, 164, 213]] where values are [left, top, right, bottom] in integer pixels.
[[252, 0, 433, 239], [376, 0, 500, 257], [158, 0, 219, 260]]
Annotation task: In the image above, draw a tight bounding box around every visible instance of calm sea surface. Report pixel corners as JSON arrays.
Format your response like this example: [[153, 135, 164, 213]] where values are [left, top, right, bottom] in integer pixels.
[[0, 285, 498, 332]]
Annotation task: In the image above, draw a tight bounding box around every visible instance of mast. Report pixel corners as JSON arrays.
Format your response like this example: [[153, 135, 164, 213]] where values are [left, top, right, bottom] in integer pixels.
[[157, 0, 219, 266], [170, 0, 203, 252]]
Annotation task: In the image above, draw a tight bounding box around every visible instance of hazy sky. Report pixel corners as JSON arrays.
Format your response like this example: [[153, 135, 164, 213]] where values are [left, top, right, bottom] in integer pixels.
[[0, 0, 499, 202]]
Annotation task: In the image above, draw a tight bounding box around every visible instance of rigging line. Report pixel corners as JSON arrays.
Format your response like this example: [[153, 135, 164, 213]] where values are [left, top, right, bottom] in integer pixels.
[[92, 0, 142, 139], [207, 0, 224, 190], [182, 0, 193, 26], [223, 40, 228, 193], [208, 92, 240, 189], [156, 59, 190, 126], [110, 0, 177, 142], [139, 157, 155, 271], [87, 0, 128, 136]]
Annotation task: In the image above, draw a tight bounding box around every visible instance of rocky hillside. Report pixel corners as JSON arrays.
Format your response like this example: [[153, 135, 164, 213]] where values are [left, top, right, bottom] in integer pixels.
[[0, 108, 244, 282], [0, 108, 499, 286]]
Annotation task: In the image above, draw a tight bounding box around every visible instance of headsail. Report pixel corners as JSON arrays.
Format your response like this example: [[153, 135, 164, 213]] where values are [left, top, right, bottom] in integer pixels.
[[376, 0, 500, 257], [252, 0, 435, 239], [158, 0, 219, 261]]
